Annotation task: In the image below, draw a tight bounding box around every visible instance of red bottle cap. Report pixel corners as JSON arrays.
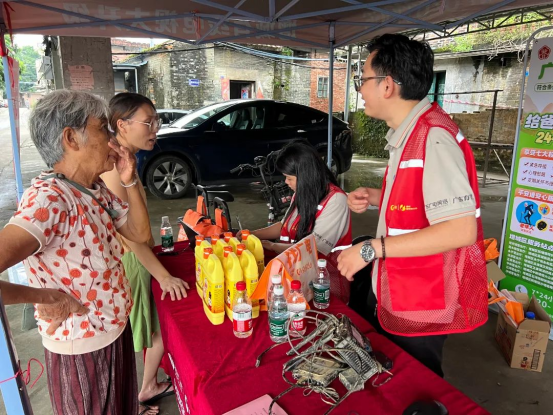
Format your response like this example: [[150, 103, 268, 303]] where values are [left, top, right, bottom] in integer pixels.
[[203, 247, 213, 259], [236, 281, 246, 291], [236, 244, 246, 255], [291, 280, 301, 290]]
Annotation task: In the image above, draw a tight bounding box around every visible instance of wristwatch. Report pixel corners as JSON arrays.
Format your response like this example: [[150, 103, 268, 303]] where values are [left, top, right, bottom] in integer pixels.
[[360, 240, 376, 263]]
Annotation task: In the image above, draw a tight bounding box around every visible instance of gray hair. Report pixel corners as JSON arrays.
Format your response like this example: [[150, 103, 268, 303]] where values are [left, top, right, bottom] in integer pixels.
[[29, 90, 109, 167]]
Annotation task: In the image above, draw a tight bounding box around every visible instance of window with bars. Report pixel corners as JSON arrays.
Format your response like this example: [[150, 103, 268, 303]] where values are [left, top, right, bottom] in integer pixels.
[[317, 76, 329, 98]]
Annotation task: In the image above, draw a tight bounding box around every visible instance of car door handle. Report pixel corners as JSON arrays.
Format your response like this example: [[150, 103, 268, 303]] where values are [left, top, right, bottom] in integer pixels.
[[297, 129, 306, 133]]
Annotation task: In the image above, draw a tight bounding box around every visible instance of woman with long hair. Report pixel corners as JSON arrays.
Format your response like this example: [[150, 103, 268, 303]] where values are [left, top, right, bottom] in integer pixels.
[[241, 142, 351, 256], [102, 93, 189, 415]]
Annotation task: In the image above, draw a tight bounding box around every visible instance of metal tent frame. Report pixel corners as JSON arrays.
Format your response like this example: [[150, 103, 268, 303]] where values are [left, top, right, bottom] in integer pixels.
[[2, 1, 553, 413]]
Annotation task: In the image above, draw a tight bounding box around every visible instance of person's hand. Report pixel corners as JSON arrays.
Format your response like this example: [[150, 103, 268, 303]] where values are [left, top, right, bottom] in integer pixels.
[[236, 230, 243, 240], [159, 275, 189, 301], [37, 290, 89, 335], [337, 242, 370, 281], [262, 240, 274, 251], [108, 138, 137, 185], [347, 187, 371, 213]]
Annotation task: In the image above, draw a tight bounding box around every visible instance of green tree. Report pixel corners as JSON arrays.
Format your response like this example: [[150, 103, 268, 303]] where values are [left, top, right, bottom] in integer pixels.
[[0, 38, 41, 96]]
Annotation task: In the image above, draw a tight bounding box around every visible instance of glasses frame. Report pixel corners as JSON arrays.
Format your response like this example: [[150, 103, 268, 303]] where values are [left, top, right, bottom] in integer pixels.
[[124, 117, 162, 133], [353, 75, 402, 92]]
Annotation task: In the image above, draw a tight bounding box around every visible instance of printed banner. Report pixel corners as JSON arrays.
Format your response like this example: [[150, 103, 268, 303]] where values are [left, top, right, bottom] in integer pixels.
[[500, 37, 553, 328]]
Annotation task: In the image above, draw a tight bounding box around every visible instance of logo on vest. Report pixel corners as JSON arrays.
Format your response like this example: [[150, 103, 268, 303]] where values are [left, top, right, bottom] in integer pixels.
[[390, 204, 417, 212]]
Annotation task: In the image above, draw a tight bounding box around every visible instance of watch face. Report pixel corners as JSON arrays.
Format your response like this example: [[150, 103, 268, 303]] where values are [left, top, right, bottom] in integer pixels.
[[361, 242, 375, 262]]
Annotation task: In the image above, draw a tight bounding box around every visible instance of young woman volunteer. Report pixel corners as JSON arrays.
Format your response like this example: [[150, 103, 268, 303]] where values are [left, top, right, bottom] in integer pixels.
[[240, 142, 351, 257], [103, 93, 189, 415]]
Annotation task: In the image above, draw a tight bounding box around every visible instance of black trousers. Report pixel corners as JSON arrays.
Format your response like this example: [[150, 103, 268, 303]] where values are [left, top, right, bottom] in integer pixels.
[[364, 284, 448, 378]]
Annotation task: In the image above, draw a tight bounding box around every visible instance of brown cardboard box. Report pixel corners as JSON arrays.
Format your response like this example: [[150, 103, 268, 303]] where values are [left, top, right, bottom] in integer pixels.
[[487, 261, 552, 372]]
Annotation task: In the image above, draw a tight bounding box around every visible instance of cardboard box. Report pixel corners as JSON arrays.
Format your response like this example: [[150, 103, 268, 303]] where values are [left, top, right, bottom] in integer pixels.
[[487, 261, 552, 372]]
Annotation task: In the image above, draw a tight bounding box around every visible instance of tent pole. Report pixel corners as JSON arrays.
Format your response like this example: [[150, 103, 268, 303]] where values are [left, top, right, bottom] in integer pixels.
[[344, 45, 352, 124], [327, 23, 335, 170], [1, 33, 24, 202]]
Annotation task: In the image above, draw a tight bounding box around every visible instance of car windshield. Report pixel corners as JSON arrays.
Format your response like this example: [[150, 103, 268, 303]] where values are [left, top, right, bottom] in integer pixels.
[[170, 102, 235, 129]]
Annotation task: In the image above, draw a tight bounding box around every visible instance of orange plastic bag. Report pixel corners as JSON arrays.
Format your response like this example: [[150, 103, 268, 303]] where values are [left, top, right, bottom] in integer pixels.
[[484, 238, 499, 261]]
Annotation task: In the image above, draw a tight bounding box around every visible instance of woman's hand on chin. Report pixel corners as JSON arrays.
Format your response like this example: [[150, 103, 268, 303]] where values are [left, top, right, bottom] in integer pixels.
[[108, 138, 137, 184]]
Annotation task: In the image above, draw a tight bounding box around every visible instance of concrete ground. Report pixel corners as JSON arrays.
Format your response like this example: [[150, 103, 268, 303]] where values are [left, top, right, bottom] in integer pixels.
[[0, 108, 551, 414]]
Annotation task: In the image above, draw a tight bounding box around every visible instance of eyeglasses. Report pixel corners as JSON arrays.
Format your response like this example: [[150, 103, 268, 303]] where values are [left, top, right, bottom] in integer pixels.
[[353, 75, 402, 92], [125, 118, 162, 133]]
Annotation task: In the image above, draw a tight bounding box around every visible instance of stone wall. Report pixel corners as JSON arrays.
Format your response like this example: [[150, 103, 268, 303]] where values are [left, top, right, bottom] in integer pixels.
[[434, 53, 526, 113], [451, 108, 518, 144]]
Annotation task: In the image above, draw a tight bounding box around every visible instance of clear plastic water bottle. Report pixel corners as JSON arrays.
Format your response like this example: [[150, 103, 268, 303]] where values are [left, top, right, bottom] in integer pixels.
[[232, 281, 253, 338], [267, 274, 282, 312], [160, 216, 174, 252], [269, 281, 289, 343], [286, 280, 307, 337], [313, 259, 330, 309]]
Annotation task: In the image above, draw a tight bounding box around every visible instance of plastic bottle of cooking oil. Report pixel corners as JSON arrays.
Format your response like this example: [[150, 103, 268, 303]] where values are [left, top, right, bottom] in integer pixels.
[[240, 230, 265, 275], [195, 236, 212, 297], [224, 231, 241, 253], [236, 243, 259, 318], [202, 248, 225, 325], [223, 246, 244, 320]]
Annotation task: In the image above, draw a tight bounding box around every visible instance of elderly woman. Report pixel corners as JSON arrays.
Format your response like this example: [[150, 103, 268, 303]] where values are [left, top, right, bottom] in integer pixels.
[[0, 90, 151, 415]]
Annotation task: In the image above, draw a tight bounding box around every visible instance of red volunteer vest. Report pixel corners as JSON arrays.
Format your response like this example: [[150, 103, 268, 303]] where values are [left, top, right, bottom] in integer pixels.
[[280, 183, 352, 250], [378, 103, 488, 337]]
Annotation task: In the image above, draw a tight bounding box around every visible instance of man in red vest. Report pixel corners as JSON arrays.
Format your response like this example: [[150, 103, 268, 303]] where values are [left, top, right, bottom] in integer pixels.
[[337, 34, 488, 377]]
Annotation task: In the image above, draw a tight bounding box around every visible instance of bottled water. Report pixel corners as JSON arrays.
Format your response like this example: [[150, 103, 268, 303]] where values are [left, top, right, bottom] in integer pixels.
[[313, 259, 330, 309], [286, 280, 307, 337], [232, 281, 253, 338], [160, 216, 174, 252], [268, 282, 289, 343], [267, 274, 282, 312]]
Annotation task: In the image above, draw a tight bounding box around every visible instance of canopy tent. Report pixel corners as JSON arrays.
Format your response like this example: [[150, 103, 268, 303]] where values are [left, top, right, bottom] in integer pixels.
[[3, 1, 553, 414]]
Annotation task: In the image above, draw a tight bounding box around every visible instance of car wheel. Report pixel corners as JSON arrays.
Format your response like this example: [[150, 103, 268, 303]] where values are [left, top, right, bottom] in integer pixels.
[[146, 155, 192, 199]]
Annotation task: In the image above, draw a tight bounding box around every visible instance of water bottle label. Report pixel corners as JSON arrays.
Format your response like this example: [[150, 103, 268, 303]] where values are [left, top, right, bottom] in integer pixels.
[[269, 317, 288, 337], [196, 263, 201, 283], [161, 235, 174, 248], [313, 286, 329, 304], [233, 311, 253, 332]]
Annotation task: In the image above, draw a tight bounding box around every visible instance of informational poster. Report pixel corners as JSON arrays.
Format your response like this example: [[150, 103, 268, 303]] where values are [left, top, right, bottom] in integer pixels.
[[68, 64, 94, 91], [221, 77, 230, 101], [500, 37, 553, 324]]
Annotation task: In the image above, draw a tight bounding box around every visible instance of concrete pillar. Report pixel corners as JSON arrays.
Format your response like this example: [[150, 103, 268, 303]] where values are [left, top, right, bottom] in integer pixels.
[[53, 36, 114, 100]]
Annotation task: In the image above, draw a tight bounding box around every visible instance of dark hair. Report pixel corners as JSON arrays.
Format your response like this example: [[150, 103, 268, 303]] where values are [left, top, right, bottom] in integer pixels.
[[367, 34, 434, 101], [109, 93, 156, 135], [276, 142, 338, 241]]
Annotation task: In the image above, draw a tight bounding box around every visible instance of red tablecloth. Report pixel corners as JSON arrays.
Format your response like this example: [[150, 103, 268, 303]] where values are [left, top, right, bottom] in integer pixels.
[[152, 242, 488, 415]]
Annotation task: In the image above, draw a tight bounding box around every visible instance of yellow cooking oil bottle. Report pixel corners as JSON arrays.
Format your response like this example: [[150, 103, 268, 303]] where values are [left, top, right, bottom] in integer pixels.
[[224, 231, 241, 254], [195, 236, 212, 297], [212, 234, 229, 263], [240, 230, 265, 275], [236, 243, 260, 318], [222, 246, 244, 320], [202, 248, 225, 325]]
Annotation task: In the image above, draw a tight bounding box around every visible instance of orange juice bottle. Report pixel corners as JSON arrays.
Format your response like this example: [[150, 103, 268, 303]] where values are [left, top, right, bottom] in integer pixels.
[[241, 230, 265, 275], [223, 247, 244, 320], [202, 249, 225, 325], [224, 231, 241, 254], [236, 243, 259, 318], [195, 236, 212, 297]]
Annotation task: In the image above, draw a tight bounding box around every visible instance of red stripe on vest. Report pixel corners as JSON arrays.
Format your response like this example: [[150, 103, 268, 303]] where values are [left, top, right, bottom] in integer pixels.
[[378, 103, 488, 336]]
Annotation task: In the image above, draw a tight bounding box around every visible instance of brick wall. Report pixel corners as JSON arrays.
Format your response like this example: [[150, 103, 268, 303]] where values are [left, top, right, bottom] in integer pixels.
[[309, 51, 347, 113], [451, 108, 518, 144]]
